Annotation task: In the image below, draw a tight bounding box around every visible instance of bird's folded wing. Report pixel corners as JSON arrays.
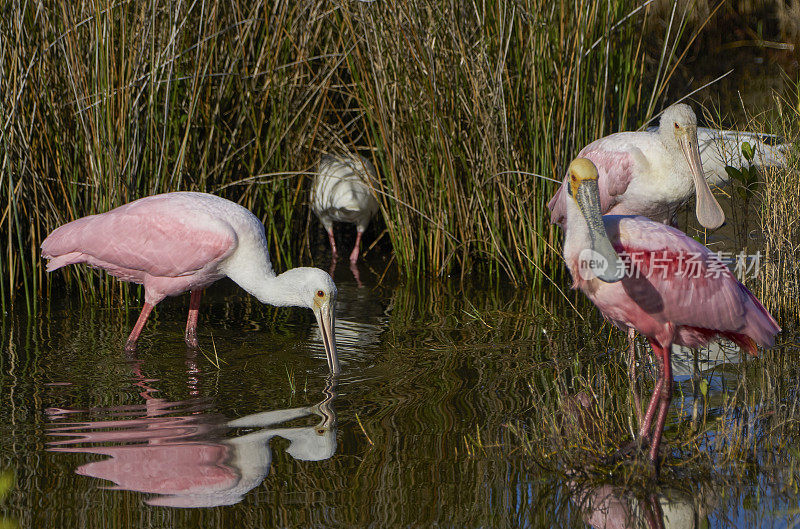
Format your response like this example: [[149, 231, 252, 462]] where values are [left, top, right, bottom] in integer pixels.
[[42, 204, 237, 278], [606, 216, 760, 335], [548, 142, 638, 225]]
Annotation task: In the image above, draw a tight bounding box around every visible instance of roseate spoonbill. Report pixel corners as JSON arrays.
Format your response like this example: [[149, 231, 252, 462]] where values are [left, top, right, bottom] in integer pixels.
[[311, 154, 379, 263], [41, 192, 340, 374], [548, 103, 725, 230], [561, 158, 779, 469], [550, 104, 727, 410]]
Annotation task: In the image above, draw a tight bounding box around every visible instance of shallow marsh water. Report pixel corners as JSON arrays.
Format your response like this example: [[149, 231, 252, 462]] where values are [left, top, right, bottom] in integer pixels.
[[0, 261, 798, 528]]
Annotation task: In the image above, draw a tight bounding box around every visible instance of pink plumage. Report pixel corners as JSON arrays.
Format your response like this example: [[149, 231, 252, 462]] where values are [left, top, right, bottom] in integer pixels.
[[41, 192, 340, 373], [549, 104, 725, 230], [42, 193, 243, 303], [562, 157, 777, 469], [571, 216, 779, 354], [548, 143, 638, 226]]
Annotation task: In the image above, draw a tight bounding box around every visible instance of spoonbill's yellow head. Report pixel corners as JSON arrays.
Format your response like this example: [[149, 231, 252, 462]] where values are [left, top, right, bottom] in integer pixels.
[[567, 158, 599, 197], [567, 158, 625, 283]]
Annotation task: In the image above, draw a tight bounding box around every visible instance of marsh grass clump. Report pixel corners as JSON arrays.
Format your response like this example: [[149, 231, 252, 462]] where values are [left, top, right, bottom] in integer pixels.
[[511, 339, 800, 489], [1, 0, 713, 310], [757, 122, 800, 321], [337, 0, 704, 282]]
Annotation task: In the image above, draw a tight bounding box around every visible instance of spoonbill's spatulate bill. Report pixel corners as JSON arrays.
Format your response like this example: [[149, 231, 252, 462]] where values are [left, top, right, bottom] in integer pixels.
[[41, 192, 340, 374], [549, 103, 725, 230], [311, 154, 379, 263], [561, 158, 779, 469]]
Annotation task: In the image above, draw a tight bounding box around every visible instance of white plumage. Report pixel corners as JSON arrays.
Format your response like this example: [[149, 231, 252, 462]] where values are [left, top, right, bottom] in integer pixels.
[[311, 154, 380, 263], [645, 125, 790, 186], [696, 127, 790, 186]]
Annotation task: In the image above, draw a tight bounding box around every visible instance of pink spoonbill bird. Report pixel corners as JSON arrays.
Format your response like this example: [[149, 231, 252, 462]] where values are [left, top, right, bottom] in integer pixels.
[[561, 158, 779, 469], [311, 154, 379, 264], [549, 104, 727, 404], [41, 192, 340, 374], [548, 103, 725, 230]]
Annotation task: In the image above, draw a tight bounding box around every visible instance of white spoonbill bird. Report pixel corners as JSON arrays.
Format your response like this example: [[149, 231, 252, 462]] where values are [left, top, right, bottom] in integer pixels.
[[695, 127, 790, 186], [562, 158, 779, 469], [549, 103, 725, 230], [311, 154, 379, 263], [41, 192, 340, 374]]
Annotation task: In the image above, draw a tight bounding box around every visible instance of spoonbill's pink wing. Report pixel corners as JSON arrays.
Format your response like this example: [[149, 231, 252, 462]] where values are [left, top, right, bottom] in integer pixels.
[[66, 444, 237, 495], [548, 143, 636, 226], [604, 216, 779, 351], [42, 196, 237, 279]]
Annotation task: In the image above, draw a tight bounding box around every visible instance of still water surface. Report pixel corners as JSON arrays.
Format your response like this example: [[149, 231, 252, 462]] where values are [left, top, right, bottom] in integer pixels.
[[0, 262, 798, 528]]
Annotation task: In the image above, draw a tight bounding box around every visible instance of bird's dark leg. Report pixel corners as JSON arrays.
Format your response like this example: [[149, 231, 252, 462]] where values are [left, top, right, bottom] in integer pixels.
[[185, 289, 203, 348], [125, 302, 154, 352], [627, 327, 643, 426], [349, 229, 364, 264], [327, 229, 338, 259], [691, 348, 701, 431], [648, 340, 673, 469]]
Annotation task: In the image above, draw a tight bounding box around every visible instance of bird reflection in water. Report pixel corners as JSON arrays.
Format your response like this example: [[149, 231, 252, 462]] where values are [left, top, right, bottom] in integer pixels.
[[329, 258, 364, 288], [562, 393, 712, 529], [46, 363, 337, 508]]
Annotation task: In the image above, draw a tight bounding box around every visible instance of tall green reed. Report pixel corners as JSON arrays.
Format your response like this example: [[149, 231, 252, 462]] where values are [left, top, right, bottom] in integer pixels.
[[0, 0, 712, 310], [333, 0, 699, 283]]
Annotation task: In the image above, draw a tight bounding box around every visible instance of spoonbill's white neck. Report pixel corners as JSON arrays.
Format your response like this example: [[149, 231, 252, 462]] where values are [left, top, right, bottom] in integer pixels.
[[227, 268, 318, 309], [250, 271, 309, 308]]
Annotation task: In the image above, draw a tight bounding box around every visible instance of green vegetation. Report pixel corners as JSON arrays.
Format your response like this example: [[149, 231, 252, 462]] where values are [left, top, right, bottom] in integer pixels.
[[1, 0, 716, 310], [1, 0, 798, 318]]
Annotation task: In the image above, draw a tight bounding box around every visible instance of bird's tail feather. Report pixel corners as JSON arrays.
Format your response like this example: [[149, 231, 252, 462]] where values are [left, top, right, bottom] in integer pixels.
[[44, 252, 86, 272], [742, 288, 781, 349]]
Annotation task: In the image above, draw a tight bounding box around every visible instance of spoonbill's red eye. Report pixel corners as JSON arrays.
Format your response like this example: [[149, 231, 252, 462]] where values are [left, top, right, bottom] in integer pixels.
[[674, 122, 680, 129], [316, 290, 325, 298]]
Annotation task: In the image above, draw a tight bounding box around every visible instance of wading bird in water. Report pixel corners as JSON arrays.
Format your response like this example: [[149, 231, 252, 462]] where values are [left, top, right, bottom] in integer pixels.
[[561, 158, 778, 469], [549, 103, 727, 407], [311, 154, 379, 264], [41, 192, 340, 374]]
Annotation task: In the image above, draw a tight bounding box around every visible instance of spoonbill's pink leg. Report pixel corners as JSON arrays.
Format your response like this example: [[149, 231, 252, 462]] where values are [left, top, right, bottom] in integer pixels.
[[185, 289, 203, 348], [349, 229, 364, 264], [647, 340, 673, 466], [638, 342, 666, 441], [349, 260, 363, 288], [627, 327, 643, 425], [327, 229, 338, 258], [639, 375, 664, 440], [125, 303, 154, 352]]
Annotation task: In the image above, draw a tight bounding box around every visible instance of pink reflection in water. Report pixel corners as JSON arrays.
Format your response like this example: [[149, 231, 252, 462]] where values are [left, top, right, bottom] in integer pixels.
[[47, 375, 337, 508]]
